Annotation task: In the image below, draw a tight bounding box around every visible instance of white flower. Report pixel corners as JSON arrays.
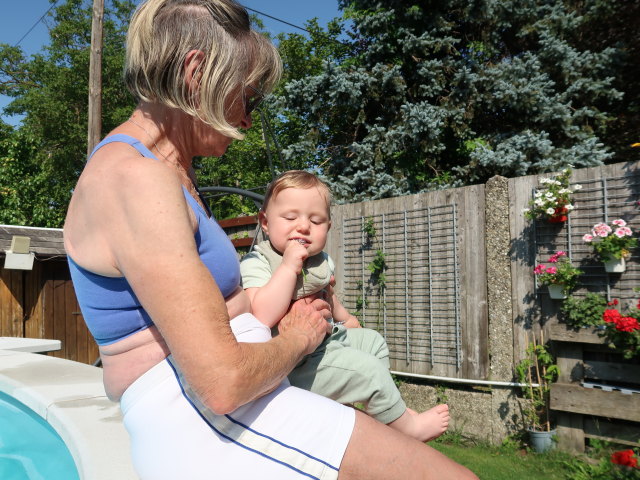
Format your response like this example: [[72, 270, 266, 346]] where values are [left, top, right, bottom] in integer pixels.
[[535, 191, 544, 198], [565, 204, 574, 211], [558, 188, 571, 194], [573, 184, 582, 190], [522, 208, 531, 214], [545, 192, 555, 199], [540, 178, 551, 184], [535, 198, 545, 206], [546, 207, 556, 215]]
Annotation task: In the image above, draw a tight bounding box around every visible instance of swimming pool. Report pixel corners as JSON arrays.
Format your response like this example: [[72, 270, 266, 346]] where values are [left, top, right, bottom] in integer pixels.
[[0, 391, 79, 480]]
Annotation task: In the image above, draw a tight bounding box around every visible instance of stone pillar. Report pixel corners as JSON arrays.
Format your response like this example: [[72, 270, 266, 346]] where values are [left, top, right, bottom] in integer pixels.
[[484, 175, 520, 443]]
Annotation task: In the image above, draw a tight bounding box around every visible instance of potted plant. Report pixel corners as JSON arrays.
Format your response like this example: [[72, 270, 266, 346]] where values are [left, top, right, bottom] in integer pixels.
[[515, 333, 559, 452], [523, 167, 582, 223], [534, 251, 583, 299], [561, 293, 640, 360], [583, 219, 637, 272]]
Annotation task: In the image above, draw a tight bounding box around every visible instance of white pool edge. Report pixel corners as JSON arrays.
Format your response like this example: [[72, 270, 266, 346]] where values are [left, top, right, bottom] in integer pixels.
[[0, 349, 138, 479]]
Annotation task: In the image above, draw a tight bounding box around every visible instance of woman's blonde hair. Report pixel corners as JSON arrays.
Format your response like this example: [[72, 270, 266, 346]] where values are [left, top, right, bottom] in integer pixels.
[[124, 0, 282, 139], [263, 171, 332, 217]]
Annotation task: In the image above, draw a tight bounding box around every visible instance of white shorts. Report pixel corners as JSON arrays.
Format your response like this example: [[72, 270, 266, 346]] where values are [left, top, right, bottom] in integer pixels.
[[120, 313, 356, 480]]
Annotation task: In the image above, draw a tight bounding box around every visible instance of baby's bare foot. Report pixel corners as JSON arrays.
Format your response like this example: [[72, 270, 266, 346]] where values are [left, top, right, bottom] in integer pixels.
[[416, 404, 449, 442]]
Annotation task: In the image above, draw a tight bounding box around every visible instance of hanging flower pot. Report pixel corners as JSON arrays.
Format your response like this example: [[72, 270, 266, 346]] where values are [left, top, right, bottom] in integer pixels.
[[547, 206, 568, 223], [604, 257, 626, 273], [548, 284, 567, 299]]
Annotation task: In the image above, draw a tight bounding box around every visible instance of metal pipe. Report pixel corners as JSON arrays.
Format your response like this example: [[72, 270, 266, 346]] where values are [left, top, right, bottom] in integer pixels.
[[390, 370, 540, 388]]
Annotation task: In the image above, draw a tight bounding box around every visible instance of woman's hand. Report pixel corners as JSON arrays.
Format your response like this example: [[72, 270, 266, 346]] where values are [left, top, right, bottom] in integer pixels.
[[278, 297, 331, 356]]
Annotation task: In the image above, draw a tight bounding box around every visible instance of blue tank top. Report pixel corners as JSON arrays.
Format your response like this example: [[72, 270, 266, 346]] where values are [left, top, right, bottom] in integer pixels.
[[68, 134, 240, 346]]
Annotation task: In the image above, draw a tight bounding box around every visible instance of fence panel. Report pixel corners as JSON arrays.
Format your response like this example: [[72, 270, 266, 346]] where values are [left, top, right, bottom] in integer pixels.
[[326, 185, 488, 380], [510, 161, 640, 451]]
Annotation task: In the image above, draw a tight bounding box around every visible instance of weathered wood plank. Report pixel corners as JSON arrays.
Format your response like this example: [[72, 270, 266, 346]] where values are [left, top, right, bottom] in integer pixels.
[[557, 412, 585, 453], [584, 360, 640, 385], [551, 383, 640, 422], [43, 264, 54, 341], [231, 237, 254, 248], [52, 266, 67, 359], [218, 215, 258, 228], [24, 263, 43, 339], [460, 184, 488, 379], [0, 225, 65, 255], [10, 270, 24, 337], [549, 324, 605, 344], [556, 343, 584, 383], [63, 263, 78, 362], [584, 417, 640, 447]]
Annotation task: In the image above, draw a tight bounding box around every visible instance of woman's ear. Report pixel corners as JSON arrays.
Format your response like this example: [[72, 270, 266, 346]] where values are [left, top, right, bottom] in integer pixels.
[[184, 49, 205, 93]]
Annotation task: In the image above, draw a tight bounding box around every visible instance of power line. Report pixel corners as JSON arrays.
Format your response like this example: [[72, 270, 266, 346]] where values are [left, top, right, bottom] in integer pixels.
[[243, 5, 349, 47], [14, 0, 59, 48], [243, 5, 311, 35]]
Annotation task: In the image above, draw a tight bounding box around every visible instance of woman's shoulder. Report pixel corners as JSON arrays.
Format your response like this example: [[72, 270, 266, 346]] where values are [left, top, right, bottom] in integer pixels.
[[85, 138, 180, 196]]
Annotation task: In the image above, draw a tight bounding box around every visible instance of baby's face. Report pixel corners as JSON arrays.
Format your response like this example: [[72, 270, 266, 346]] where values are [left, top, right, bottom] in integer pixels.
[[261, 187, 331, 257]]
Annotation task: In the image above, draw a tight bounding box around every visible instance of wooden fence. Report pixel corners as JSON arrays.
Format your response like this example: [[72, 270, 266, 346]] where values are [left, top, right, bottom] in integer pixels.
[[3, 159, 639, 451], [219, 162, 640, 449], [509, 161, 640, 451], [0, 259, 98, 364]]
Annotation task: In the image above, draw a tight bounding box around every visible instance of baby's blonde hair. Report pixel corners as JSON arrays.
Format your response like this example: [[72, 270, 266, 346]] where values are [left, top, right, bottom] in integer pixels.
[[124, 0, 282, 139], [263, 171, 332, 217]]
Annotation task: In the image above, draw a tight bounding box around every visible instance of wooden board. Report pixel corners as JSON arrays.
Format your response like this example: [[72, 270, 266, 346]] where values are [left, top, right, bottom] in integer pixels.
[[551, 383, 640, 422]]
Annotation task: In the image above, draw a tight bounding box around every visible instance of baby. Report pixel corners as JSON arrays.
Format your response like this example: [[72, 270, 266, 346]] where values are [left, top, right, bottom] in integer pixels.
[[240, 170, 449, 442]]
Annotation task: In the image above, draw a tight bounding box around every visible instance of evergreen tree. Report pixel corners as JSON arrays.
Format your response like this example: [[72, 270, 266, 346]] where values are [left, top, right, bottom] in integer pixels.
[[277, 0, 628, 202]]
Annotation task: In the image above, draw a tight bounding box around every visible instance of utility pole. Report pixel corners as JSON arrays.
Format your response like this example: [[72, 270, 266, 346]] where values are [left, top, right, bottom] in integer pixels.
[[87, 0, 104, 158]]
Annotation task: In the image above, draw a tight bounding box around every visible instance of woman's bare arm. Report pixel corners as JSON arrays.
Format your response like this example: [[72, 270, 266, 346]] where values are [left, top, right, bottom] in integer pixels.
[[70, 151, 329, 413]]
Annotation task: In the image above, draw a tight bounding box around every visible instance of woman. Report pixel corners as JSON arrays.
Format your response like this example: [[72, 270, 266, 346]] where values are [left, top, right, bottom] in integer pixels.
[[63, 1, 477, 478]]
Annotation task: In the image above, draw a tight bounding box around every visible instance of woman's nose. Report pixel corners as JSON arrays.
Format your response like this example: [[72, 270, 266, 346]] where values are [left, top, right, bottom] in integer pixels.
[[240, 112, 253, 129]]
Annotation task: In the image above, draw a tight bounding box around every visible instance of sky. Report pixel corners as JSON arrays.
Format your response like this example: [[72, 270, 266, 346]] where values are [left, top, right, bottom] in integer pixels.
[[0, 0, 343, 126]]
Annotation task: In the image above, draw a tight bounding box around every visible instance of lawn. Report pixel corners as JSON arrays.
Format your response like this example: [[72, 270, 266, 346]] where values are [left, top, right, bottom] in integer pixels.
[[431, 435, 640, 480], [430, 436, 573, 480]]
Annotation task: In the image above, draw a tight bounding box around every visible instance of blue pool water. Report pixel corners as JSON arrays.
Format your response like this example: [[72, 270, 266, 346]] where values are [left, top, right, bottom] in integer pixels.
[[0, 391, 79, 480]]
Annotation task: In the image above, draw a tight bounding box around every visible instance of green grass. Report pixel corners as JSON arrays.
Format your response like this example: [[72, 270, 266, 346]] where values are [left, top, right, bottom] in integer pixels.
[[429, 433, 640, 480], [430, 436, 573, 480]]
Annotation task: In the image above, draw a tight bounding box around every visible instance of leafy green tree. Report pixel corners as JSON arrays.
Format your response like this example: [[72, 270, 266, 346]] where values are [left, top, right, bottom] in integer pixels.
[[0, 0, 136, 227], [197, 18, 347, 218], [276, 0, 630, 202]]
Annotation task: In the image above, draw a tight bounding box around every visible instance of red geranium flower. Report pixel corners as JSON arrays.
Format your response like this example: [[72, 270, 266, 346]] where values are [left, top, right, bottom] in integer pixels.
[[603, 309, 622, 323], [614, 316, 640, 333], [611, 449, 638, 468]]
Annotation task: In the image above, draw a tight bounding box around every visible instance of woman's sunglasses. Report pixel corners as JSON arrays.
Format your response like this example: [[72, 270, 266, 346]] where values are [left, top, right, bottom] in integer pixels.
[[244, 85, 265, 115]]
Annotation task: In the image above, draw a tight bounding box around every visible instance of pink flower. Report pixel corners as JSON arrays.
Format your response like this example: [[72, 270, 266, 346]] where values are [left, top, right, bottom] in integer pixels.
[[545, 267, 557, 274], [533, 265, 546, 274], [612, 219, 627, 227], [614, 228, 627, 238], [592, 223, 612, 237], [548, 251, 567, 263], [618, 226, 632, 236], [583, 233, 594, 242]]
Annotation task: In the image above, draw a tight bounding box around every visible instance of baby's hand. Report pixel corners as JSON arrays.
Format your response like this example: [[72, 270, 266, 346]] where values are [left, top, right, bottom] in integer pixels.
[[282, 240, 309, 274]]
